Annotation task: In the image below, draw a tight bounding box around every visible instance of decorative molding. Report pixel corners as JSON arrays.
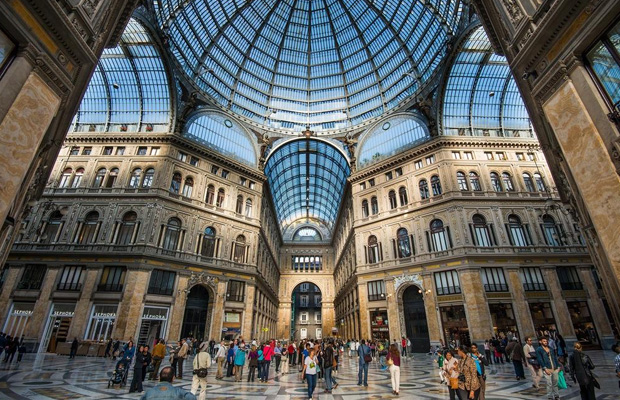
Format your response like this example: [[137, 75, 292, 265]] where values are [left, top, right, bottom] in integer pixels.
[[393, 273, 423, 293], [180, 271, 219, 294]]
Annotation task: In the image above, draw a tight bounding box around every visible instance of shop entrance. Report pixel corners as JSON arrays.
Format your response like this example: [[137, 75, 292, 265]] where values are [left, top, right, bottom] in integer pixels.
[[402, 286, 430, 352], [41, 303, 75, 353], [181, 285, 209, 340], [440, 305, 470, 347]]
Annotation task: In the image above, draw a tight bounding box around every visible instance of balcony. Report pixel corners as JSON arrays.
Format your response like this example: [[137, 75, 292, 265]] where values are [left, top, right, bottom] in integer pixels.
[[226, 294, 245, 302], [16, 281, 42, 290], [97, 283, 123, 292], [484, 283, 508, 292], [57, 282, 82, 291], [523, 283, 547, 291], [560, 282, 584, 291]]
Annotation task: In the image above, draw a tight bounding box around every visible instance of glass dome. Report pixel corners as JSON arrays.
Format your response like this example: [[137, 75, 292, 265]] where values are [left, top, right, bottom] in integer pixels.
[[154, 0, 462, 134]]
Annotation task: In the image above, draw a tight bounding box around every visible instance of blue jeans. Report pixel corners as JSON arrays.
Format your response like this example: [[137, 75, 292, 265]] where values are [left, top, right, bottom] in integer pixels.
[[358, 363, 368, 385], [262, 360, 271, 381], [324, 366, 335, 390], [306, 373, 317, 398]]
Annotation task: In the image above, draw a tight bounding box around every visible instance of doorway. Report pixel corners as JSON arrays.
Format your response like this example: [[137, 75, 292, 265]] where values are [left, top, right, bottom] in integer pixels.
[[291, 282, 322, 341], [402, 286, 430, 352], [181, 285, 209, 340]]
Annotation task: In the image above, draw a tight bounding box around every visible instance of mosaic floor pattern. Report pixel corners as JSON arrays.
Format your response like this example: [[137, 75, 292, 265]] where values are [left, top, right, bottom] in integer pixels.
[[0, 351, 617, 399]]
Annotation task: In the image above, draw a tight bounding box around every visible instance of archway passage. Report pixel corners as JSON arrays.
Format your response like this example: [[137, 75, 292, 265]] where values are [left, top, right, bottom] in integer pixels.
[[402, 285, 430, 353], [181, 285, 209, 340], [291, 282, 322, 341]]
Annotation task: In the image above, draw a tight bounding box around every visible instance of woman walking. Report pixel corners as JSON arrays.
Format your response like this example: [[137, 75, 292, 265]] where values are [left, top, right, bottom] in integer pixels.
[[386, 343, 401, 396], [302, 347, 319, 399], [234, 343, 247, 382], [248, 345, 259, 382], [456, 345, 480, 400], [443, 351, 459, 400], [281, 348, 289, 374], [129, 345, 145, 393], [569, 342, 597, 400]]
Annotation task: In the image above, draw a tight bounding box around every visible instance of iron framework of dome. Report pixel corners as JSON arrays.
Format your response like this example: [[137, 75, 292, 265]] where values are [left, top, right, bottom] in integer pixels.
[[153, 0, 462, 134]]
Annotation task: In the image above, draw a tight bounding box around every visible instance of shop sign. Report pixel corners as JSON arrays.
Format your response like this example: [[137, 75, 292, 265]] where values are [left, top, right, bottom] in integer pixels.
[[142, 307, 168, 320]]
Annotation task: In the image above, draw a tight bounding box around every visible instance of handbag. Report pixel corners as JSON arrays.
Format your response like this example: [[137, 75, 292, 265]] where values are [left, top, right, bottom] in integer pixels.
[[193, 354, 208, 378], [363, 348, 372, 363], [558, 370, 567, 389], [387, 357, 394, 366], [332, 359, 338, 368], [449, 377, 459, 389]]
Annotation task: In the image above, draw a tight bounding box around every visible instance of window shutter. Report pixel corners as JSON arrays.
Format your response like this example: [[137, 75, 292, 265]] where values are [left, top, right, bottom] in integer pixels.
[[539, 224, 549, 245], [426, 231, 432, 252], [364, 246, 368, 264], [469, 224, 476, 246], [392, 239, 397, 258], [446, 226, 453, 248], [525, 225, 533, 246], [410, 235, 415, 255], [505, 224, 514, 246]]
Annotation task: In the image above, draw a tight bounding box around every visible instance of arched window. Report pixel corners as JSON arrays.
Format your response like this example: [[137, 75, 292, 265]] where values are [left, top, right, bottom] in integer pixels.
[[396, 228, 412, 258], [70, 168, 84, 188], [79, 211, 99, 244], [216, 188, 225, 207], [142, 168, 155, 188], [41, 211, 63, 243], [502, 172, 515, 191], [233, 235, 247, 263], [106, 168, 119, 188], [201, 227, 217, 257], [93, 168, 106, 188], [399, 186, 408, 206], [205, 184, 215, 204], [388, 190, 397, 209], [534, 173, 546, 192], [117, 211, 137, 245], [59, 168, 73, 188], [370, 196, 379, 215], [471, 214, 493, 247], [469, 171, 481, 191], [236, 195, 244, 214], [367, 235, 380, 264], [129, 168, 142, 188], [429, 219, 450, 251], [182, 177, 194, 197], [361, 199, 369, 217], [419, 179, 429, 199], [490, 172, 502, 192], [245, 199, 253, 217], [457, 171, 468, 191], [431, 175, 442, 196], [541, 215, 562, 246], [506, 214, 530, 247], [162, 218, 182, 251], [170, 172, 182, 193], [523, 173, 535, 192]]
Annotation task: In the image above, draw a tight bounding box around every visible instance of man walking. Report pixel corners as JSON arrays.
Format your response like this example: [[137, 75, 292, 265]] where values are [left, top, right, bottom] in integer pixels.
[[523, 337, 542, 389], [173, 338, 189, 379], [357, 339, 371, 387], [191, 346, 210, 400], [69, 337, 79, 359], [150, 339, 166, 380], [215, 340, 226, 380], [401, 337, 407, 358], [323, 341, 339, 393], [536, 336, 560, 400]]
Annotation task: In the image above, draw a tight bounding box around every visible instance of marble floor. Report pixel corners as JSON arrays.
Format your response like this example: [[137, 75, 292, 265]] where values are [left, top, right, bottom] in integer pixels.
[[0, 351, 618, 399]]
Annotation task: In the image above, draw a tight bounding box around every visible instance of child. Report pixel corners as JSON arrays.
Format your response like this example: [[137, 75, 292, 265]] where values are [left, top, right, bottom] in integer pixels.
[[435, 350, 446, 383]]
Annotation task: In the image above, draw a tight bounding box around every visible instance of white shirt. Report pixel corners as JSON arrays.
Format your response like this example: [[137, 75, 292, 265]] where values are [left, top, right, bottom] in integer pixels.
[[304, 356, 318, 375]]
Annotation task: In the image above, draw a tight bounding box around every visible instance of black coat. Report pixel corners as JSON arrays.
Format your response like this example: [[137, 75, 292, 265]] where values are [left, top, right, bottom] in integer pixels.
[[134, 351, 144, 371], [569, 350, 595, 386]]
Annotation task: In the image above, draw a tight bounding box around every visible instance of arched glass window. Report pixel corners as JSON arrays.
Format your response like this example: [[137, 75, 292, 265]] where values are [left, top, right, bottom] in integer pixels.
[[162, 218, 181, 251], [361, 199, 369, 217], [430, 219, 450, 251], [388, 190, 397, 209], [523, 173, 535, 192], [245, 199, 253, 217], [399, 186, 408, 206], [507, 214, 530, 247], [117, 211, 137, 245], [457, 171, 468, 191], [59, 168, 73, 188], [490, 172, 502, 192], [469, 171, 481, 191], [71, 168, 85, 188], [182, 177, 194, 197], [201, 227, 217, 257], [502, 172, 515, 191], [367, 235, 380, 264], [170, 172, 182, 193], [205, 184, 215, 204], [471, 214, 493, 247], [236, 195, 244, 214], [79, 211, 99, 244], [142, 168, 155, 188], [370, 196, 379, 215], [216, 188, 225, 207], [106, 168, 119, 188], [431, 175, 442, 196], [41, 211, 63, 243], [534, 173, 546, 192], [396, 228, 412, 258], [541, 215, 562, 246], [93, 168, 106, 188], [233, 235, 246, 263], [419, 179, 429, 199], [129, 168, 142, 188]]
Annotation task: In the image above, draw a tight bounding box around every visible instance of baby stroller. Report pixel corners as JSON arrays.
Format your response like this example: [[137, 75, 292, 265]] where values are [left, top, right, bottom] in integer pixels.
[[108, 362, 129, 388]]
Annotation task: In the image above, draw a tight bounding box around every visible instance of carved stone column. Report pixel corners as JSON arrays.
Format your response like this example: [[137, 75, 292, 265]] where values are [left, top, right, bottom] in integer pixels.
[[357, 283, 370, 339], [506, 267, 536, 340], [541, 267, 576, 341], [459, 268, 494, 343], [114, 269, 149, 339], [242, 284, 256, 339], [25, 267, 60, 341], [67, 267, 99, 339]]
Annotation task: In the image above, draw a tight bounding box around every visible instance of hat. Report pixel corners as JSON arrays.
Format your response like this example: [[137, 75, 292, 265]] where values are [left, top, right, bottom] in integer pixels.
[[512, 337, 518, 341]]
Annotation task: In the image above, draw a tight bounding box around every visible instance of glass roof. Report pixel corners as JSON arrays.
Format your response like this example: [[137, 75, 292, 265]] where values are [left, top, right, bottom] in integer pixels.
[[264, 139, 350, 236], [153, 0, 462, 134], [442, 26, 534, 138], [72, 18, 171, 133], [358, 114, 430, 168], [183, 112, 257, 166]]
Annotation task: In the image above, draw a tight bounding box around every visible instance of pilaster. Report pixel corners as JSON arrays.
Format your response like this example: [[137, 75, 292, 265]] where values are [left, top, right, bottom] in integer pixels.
[[423, 274, 442, 346], [114, 269, 149, 340], [168, 275, 189, 341], [357, 283, 370, 339], [577, 266, 614, 348], [208, 280, 227, 341], [242, 284, 256, 339], [541, 267, 576, 341], [459, 268, 494, 343], [385, 279, 401, 340], [67, 267, 99, 339], [0, 267, 21, 327], [25, 267, 60, 341]]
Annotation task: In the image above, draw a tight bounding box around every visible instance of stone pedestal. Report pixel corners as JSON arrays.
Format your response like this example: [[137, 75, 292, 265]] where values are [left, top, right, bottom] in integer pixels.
[[459, 268, 493, 343]]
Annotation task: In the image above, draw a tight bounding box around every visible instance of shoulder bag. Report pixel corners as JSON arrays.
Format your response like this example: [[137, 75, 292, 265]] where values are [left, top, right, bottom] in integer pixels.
[[363, 347, 372, 363], [193, 354, 208, 378]]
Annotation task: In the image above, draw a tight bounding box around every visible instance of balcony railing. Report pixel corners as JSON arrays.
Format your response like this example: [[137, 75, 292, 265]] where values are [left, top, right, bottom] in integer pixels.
[[523, 282, 547, 291], [57, 282, 82, 291], [226, 294, 245, 302], [97, 283, 123, 292], [436, 286, 462, 296], [368, 293, 386, 301], [484, 283, 509, 292], [559, 282, 584, 290], [16, 280, 42, 290]]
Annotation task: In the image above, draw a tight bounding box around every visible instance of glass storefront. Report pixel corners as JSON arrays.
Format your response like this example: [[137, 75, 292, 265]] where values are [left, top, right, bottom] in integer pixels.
[[529, 302, 557, 337], [489, 303, 519, 339], [138, 306, 169, 347], [223, 311, 241, 341], [567, 301, 600, 348], [440, 305, 470, 347], [41, 303, 75, 353], [3, 302, 34, 339], [85, 305, 117, 341], [370, 310, 389, 340]]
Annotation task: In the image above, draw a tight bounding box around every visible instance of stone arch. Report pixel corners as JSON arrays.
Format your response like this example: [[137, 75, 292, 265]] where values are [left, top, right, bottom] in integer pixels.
[[395, 277, 431, 352]]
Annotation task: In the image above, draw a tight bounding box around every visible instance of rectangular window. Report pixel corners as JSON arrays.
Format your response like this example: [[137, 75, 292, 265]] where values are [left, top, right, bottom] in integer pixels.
[[98, 266, 126, 292], [527, 152, 536, 161], [150, 147, 160, 155], [300, 295, 309, 307], [585, 21, 620, 114], [315, 312, 321, 323], [137, 147, 147, 155], [360, 182, 366, 190], [211, 165, 220, 174], [116, 147, 125, 155], [177, 152, 188, 162], [226, 280, 246, 302], [367, 280, 386, 301], [292, 256, 323, 271], [368, 178, 375, 187], [249, 181, 256, 190], [82, 147, 92, 155], [239, 177, 247, 186], [314, 294, 321, 306], [147, 269, 176, 296], [103, 147, 113, 155], [464, 151, 474, 160], [516, 152, 525, 161], [415, 160, 423, 169], [86, 305, 117, 341], [57, 265, 83, 291], [221, 169, 229, 178], [0, 29, 17, 74], [481, 267, 508, 292], [300, 283, 309, 292], [189, 156, 199, 166], [300, 312, 308, 324], [17, 264, 46, 290], [434, 270, 461, 295], [385, 171, 393, 181], [395, 167, 403, 177], [496, 152, 506, 160], [452, 151, 461, 159], [426, 155, 435, 164], [520, 267, 547, 291], [70, 147, 80, 156], [556, 266, 583, 290], [484, 152, 493, 160]]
